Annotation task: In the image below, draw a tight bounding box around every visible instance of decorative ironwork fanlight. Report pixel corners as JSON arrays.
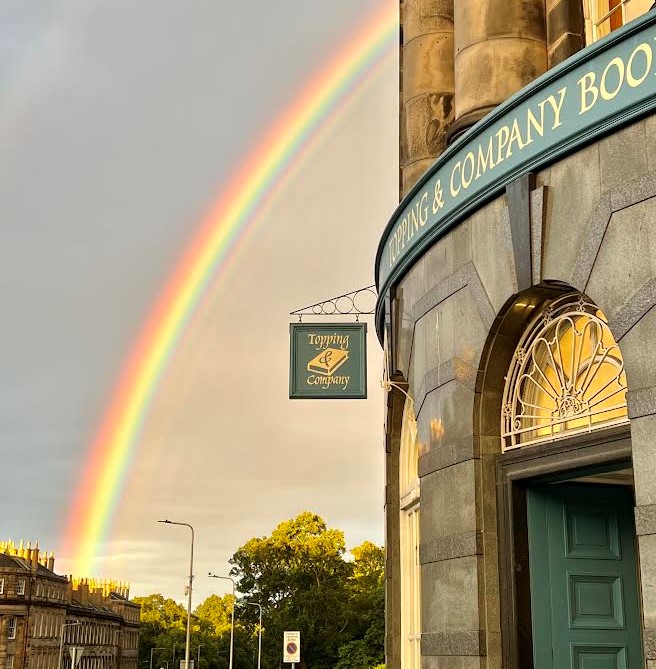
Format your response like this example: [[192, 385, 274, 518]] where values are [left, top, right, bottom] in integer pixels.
[[501, 294, 628, 451]]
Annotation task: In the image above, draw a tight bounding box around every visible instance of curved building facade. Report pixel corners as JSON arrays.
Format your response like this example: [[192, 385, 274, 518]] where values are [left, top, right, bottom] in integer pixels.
[[380, 2, 656, 667]]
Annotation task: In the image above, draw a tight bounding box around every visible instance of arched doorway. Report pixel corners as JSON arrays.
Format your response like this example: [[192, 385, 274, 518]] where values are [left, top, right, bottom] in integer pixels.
[[478, 289, 643, 669]]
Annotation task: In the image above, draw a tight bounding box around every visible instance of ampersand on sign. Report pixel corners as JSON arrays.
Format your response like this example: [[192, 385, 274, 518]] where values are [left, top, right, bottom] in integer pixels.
[[432, 179, 445, 213], [318, 350, 333, 366]]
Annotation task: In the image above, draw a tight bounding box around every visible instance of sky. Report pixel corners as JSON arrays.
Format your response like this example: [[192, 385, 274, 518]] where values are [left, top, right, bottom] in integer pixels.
[[0, 0, 398, 603]]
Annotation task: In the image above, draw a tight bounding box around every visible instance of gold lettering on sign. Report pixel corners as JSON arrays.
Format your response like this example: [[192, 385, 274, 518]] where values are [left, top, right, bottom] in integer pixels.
[[307, 334, 350, 351], [627, 43, 652, 87], [600, 57, 625, 100], [385, 30, 656, 274], [450, 161, 462, 198], [419, 191, 429, 226], [462, 151, 475, 189], [578, 71, 599, 114], [305, 334, 353, 391], [476, 136, 495, 179], [388, 190, 429, 266], [525, 106, 545, 143], [447, 86, 566, 197], [579, 41, 655, 114], [507, 118, 528, 157], [496, 125, 510, 165], [432, 180, 444, 213], [545, 87, 567, 129], [306, 375, 350, 390]]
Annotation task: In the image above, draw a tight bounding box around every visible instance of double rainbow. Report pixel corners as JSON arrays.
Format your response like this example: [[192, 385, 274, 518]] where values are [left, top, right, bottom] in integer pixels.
[[62, 3, 398, 574]]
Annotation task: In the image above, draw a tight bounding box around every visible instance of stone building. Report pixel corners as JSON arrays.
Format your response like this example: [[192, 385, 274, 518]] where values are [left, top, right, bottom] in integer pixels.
[[379, 1, 656, 667], [0, 543, 139, 669]]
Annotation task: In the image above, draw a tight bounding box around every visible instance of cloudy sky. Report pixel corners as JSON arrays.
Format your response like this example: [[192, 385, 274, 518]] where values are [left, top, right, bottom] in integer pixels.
[[0, 0, 398, 603]]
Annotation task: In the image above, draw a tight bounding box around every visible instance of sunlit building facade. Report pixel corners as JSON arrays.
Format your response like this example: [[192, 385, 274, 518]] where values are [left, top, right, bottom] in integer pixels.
[[380, 1, 656, 667], [0, 543, 139, 669]]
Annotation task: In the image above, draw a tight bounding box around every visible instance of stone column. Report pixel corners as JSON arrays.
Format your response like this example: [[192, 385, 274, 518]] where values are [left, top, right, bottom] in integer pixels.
[[400, 0, 455, 198], [452, 0, 547, 139], [546, 0, 585, 67]]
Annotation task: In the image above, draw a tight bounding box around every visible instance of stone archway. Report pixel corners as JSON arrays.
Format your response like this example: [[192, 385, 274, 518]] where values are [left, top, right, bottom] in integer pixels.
[[474, 285, 644, 668]]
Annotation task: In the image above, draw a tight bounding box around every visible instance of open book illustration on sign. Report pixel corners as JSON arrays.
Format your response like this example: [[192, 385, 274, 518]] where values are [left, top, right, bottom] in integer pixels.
[[307, 348, 349, 376]]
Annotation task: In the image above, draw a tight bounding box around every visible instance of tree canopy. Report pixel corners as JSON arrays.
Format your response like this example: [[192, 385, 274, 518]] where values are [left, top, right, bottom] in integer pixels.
[[137, 512, 384, 669]]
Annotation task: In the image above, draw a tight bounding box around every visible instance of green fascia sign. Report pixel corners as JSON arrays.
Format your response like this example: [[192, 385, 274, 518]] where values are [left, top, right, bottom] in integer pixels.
[[289, 323, 367, 399], [375, 11, 656, 342]]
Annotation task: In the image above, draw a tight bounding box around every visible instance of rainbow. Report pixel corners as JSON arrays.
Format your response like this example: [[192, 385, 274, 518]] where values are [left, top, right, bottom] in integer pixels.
[[61, 3, 398, 575]]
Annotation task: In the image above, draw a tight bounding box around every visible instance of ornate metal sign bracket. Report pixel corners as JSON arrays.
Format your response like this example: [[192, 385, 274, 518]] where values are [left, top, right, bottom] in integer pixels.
[[381, 353, 415, 420], [290, 285, 377, 322]]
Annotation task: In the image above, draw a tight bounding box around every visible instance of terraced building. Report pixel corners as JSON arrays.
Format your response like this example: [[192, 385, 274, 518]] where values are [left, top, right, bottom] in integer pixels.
[[0, 543, 139, 669]]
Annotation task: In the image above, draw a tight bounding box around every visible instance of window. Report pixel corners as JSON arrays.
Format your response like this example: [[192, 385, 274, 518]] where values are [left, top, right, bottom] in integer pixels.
[[17, 580, 26, 596], [502, 294, 628, 451], [8, 617, 17, 640], [6, 656, 14, 669], [399, 398, 421, 669], [587, 0, 653, 41], [0, 578, 4, 595]]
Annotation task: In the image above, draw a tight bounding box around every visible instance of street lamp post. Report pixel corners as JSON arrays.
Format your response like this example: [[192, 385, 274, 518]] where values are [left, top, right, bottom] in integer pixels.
[[208, 573, 235, 669], [244, 602, 262, 669], [150, 647, 166, 669], [158, 520, 195, 669], [57, 621, 81, 669], [196, 645, 202, 669], [172, 642, 178, 669]]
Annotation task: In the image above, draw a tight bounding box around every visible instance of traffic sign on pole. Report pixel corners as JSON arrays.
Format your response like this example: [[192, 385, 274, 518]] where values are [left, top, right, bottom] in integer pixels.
[[69, 647, 85, 668], [283, 631, 300, 664]]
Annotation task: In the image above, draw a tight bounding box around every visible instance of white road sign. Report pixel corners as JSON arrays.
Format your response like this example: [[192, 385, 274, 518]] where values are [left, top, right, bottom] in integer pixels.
[[69, 647, 85, 668], [283, 631, 300, 663]]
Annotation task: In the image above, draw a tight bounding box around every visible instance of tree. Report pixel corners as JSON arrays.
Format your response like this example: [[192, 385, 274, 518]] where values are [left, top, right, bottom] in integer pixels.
[[135, 593, 187, 630], [133, 594, 187, 669], [335, 542, 385, 668], [133, 594, 239, 669], [230, 512, 352, 669], [195, 594, 234, 635]]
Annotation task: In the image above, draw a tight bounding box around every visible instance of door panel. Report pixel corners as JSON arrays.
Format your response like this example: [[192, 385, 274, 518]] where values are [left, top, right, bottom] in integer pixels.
[[571, 644, 627, 669], [565, 504, 621, 559], [527, 484, 643, 669], [568, 573, 624, 628]]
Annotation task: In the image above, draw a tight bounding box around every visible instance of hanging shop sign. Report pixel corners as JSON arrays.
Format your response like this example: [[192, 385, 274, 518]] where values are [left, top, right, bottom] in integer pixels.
[[289, 323, 367, 399], [375, 11, 656, 337]]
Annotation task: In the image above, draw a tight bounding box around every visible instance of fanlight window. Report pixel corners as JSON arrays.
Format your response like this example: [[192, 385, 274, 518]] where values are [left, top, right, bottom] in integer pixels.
[[502, 295, 628, 451]]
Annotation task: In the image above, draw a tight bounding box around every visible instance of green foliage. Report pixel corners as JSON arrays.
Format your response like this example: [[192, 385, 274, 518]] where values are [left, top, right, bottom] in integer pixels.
[[230, 512, 384, 668], [135, 593, 187, 630], [195, 594, 234, 635], [138, 513, 385, 669], [334, 638, 382, 669], [340, 541, 385, 668], [133, 595, 187, 669]]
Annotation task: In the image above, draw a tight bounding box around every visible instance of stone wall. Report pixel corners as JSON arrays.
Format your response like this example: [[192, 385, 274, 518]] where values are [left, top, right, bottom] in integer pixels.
[[387, 114, 656, 667]]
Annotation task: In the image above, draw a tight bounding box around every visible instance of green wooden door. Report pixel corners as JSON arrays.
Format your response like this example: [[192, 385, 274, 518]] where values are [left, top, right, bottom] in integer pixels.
[[527, 484, 643, 669]]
